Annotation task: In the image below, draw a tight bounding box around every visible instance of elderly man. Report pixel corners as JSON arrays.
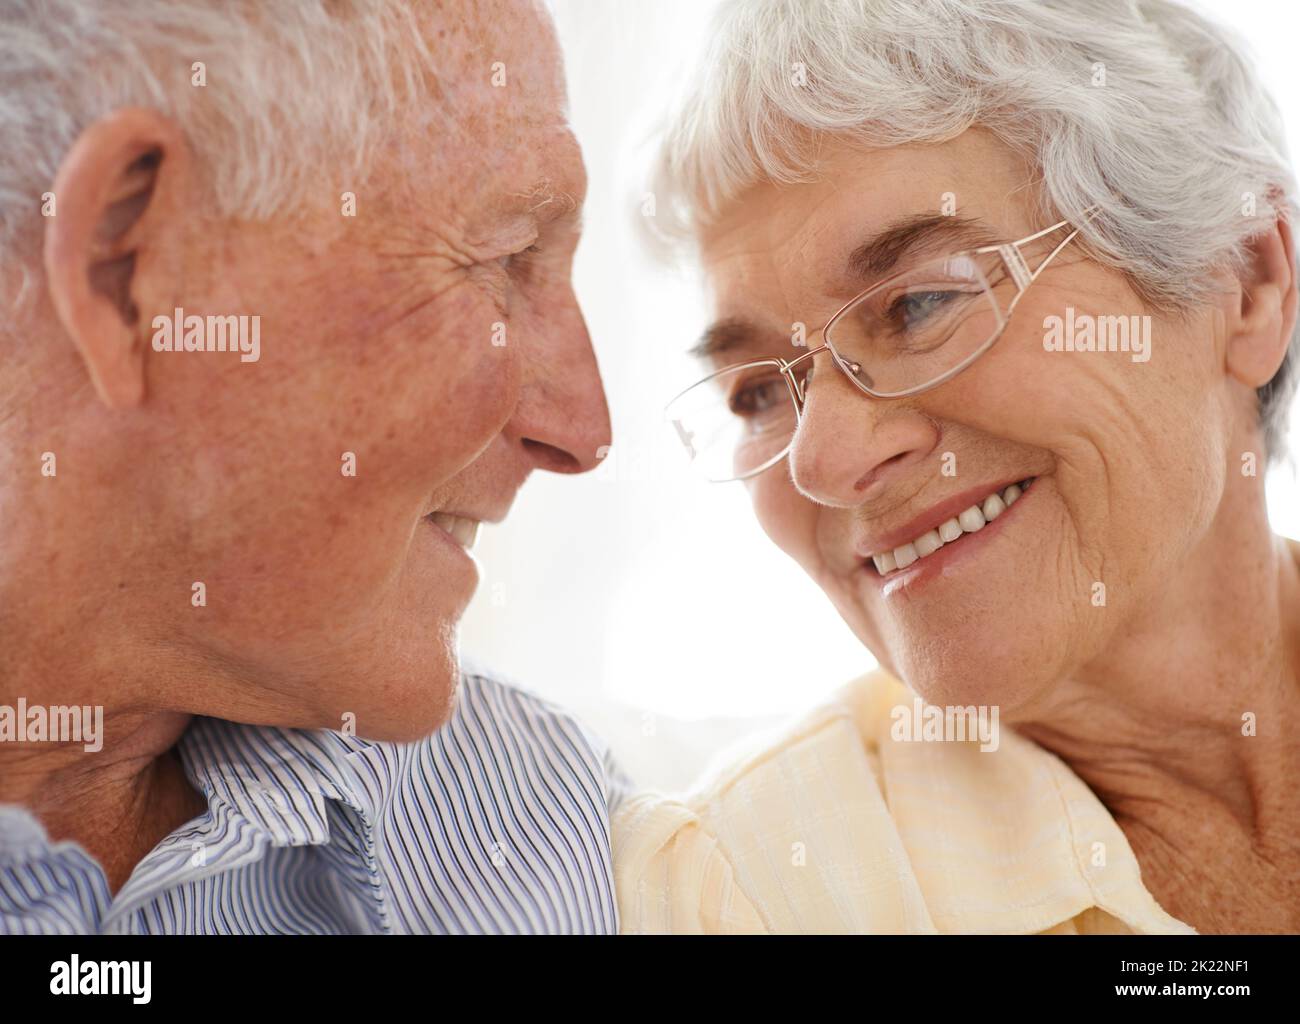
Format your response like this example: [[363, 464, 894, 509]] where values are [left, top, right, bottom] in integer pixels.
[[0, 0, 622, 933]]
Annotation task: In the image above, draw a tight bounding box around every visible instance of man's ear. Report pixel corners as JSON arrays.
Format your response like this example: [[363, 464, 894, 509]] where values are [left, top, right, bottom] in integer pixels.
[[43, 107, 189, 408], [1224, 212, 1298, 390]]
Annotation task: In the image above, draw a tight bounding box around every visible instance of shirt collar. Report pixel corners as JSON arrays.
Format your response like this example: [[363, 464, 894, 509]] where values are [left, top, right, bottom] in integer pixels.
[[0, 719, 366, 866], [0, 719, 398, 931], [844, 672, 1196, 935], [176, 716, 385, 848], [89, 718, 393, 927]]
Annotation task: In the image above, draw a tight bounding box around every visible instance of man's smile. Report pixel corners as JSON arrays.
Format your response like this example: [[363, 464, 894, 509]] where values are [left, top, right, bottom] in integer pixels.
[[425, 511, 482, 550]]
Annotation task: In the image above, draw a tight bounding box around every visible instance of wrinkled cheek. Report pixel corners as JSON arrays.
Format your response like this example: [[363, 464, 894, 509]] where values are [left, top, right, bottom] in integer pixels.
[[357, 322, 519, 483], [408, 288, 522, 457], [442, 344, 519, 452], [191, 359, 513, 639]]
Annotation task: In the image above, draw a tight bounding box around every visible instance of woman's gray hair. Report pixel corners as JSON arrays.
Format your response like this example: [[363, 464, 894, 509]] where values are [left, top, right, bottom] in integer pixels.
[[648, 0, 1299, 461], [0, 0, 435, 310]]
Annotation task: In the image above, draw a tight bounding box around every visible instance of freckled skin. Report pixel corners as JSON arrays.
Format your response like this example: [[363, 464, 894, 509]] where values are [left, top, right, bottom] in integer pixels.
[[701, 132, 1265, 719], [1, 0, 607, 751], [701, 131, 1300, 932]]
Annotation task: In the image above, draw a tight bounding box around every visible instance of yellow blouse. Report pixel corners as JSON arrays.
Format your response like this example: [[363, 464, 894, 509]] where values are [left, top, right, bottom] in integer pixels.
[[613, 670, 1195, 934]]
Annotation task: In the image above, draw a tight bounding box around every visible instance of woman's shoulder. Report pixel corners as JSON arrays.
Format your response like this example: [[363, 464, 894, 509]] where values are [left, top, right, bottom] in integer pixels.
[[683, 667, 904, 798], [612, 669, 931, 934]]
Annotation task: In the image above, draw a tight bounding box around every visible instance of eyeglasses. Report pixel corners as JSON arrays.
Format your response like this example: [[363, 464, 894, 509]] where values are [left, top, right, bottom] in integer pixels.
[[666, 214, 1089, 483]]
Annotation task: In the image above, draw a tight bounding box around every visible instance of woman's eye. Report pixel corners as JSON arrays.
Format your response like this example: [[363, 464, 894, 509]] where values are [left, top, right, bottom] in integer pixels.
[[886, 288, 959, 327], [728, 376, 787, 418]]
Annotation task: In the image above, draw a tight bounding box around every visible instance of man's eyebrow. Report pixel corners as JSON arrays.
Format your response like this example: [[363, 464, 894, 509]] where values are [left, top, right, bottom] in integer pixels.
[[846, 214, 999, 280], [512, 177, 580, 220], [689, 317, 773, 361]]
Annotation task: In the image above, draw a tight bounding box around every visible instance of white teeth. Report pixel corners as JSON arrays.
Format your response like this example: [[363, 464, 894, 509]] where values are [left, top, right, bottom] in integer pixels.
[[430, 513, 481, 550], [914, 529, 943, 558], [457, 519, 481, 548], [869, 478, 1033, 574], [981, 493, 1006, 521], [957, 505, 987, 532]]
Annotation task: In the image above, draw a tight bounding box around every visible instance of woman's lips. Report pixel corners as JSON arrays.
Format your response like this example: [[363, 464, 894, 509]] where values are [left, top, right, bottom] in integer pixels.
[[854, 476, 1034, 560], [860, 477, 1036, 594], [866, 477, 1034, 572]]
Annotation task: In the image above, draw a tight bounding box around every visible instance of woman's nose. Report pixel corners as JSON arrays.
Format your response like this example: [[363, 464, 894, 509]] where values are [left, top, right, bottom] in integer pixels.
[[787, 366, 938, 506]]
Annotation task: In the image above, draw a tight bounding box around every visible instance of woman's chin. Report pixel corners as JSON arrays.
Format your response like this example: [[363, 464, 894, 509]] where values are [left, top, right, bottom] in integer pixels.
[[881, 644, 1058, 720]]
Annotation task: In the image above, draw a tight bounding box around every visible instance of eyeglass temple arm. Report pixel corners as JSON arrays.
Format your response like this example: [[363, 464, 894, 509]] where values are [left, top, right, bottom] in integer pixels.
[[1024, 226, 1081, 281], [787, 206, 1099, 372], [1004, 204, 1099, 307]]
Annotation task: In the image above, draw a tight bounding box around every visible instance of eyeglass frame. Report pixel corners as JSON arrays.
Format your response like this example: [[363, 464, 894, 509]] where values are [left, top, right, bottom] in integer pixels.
[[667, 210, 1094, 482]]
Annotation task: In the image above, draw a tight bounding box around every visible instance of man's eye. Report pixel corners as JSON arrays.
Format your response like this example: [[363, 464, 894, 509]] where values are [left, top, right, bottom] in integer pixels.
[[496, 244, 542, 275]]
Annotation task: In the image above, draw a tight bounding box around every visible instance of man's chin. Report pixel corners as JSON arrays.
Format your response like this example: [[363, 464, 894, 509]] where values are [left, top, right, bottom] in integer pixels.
[[321, 645, 462, 743]]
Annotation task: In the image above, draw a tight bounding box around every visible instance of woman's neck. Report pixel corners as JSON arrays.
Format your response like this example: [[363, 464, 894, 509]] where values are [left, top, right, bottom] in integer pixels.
[[1018, 532, 1300, 932]]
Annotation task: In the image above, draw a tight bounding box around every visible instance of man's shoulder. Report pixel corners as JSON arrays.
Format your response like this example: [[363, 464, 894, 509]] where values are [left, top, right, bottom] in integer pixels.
[[421, 665, 631, 812], [270, 668, 623, 932], [453, 664, 594, 733], [449, 666, 616, 765], [191, 666, 626, 819]]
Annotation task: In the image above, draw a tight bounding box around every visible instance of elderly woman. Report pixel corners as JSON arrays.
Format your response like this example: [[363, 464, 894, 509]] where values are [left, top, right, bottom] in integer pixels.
[[614, 0, 1299, 933]]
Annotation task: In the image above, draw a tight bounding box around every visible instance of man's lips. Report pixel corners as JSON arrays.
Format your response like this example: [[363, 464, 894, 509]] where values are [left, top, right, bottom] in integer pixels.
[[422, 478, 524, 553], [425, 512, 482, 550], [853, 476, 1035, 562], [422, 499, 514, 551]]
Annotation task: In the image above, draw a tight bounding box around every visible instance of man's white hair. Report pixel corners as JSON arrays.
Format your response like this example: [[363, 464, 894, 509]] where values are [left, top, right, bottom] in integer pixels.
[[648, 0, 1299, 460], [0, 0, 436, 309]]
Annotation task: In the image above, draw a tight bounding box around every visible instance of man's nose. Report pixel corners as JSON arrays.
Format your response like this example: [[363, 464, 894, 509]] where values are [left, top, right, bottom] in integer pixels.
[[788, 367, 937, 506], [506, 283, 612, 474]]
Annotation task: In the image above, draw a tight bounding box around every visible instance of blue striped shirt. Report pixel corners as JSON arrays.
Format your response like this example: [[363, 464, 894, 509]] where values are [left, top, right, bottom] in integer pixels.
[[0, 671, 629, 934]]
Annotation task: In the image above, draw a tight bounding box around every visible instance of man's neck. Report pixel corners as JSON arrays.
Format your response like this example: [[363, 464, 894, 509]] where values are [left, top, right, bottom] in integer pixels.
[[0, 708, 206, 896]]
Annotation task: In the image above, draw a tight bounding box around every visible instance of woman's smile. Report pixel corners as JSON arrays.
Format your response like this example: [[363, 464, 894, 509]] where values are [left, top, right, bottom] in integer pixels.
[[858, 476, 1037, 597]]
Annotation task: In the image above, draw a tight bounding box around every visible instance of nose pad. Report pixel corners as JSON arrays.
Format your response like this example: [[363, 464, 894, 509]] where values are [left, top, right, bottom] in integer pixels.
[[831, 350, 873, 392], [789, 344, 876, 413]]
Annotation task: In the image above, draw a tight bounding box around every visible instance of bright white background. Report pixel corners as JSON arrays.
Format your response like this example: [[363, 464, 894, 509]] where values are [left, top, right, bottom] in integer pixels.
[[460, 0, 1300, 789]]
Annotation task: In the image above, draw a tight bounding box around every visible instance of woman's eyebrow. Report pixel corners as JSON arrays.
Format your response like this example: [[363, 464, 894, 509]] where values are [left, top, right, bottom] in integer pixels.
[[689, 316, 774, 361], [846, 214, 999, 280], [691, 217, 1001, 360]]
